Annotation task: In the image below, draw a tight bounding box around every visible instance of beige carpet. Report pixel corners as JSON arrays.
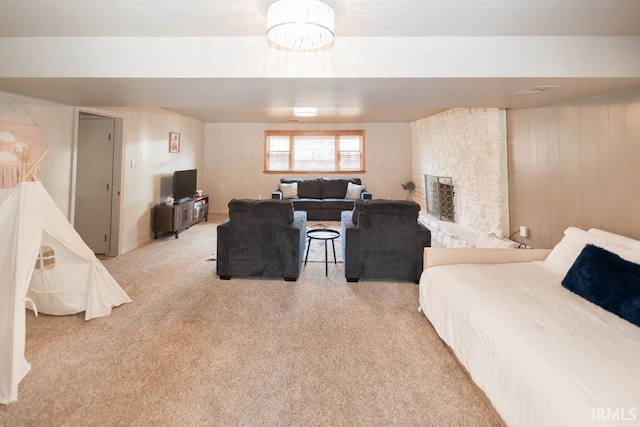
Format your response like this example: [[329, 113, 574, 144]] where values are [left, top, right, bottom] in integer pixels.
[[0, 219, 500, 426]]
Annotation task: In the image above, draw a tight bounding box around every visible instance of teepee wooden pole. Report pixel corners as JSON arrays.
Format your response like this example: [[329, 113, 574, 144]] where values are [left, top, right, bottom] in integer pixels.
[[13, 146, 48, 182], [12, 147, 24, 162], [25, 150, 48, 181], [13, 147, 26, 181]]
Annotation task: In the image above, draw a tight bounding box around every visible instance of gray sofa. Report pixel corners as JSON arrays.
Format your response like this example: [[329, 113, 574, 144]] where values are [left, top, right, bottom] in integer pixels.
[[271, 177, 372, 221], [341, 199, 431, 283], [216, 199, 307, 281]]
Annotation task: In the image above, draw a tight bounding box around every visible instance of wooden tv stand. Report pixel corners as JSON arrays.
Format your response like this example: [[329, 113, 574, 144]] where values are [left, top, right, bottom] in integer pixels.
[[152, 195, 209, 239]]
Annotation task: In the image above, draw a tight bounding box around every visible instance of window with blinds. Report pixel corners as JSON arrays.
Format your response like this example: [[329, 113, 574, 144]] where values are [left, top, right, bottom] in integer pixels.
[[264, 130, 365, 173]]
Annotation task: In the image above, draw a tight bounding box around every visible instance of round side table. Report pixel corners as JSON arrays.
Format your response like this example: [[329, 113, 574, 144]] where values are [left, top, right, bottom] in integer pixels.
[[304, 228, 340, 276]]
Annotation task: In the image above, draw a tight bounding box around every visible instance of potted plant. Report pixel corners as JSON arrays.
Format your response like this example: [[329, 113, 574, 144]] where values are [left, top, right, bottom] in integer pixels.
[[402, 180, 416, 201]]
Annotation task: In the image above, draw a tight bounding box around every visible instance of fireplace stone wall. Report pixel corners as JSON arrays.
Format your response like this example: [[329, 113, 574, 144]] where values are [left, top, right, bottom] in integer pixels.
[[411, 108, 509, 246]]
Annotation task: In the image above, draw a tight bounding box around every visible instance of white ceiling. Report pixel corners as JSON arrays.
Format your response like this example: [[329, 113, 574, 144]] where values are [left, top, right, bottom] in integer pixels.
[[0, 0, 639, 123], [2, 0, 639, 37]]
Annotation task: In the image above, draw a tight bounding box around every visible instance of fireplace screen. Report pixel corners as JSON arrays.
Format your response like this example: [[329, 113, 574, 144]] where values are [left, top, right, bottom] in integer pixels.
[[425, 175, 455, 222]]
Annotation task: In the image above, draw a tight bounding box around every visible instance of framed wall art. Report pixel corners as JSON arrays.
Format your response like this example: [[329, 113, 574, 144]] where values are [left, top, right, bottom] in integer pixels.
[[169, 132, 180, 153]]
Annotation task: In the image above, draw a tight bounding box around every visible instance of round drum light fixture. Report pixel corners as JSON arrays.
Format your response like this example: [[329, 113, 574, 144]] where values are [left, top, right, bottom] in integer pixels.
[[266, 0, 335, 51]]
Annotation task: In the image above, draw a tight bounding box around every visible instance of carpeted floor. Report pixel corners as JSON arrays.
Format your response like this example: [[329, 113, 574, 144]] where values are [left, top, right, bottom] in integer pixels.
[[0, 219, 500, 426]]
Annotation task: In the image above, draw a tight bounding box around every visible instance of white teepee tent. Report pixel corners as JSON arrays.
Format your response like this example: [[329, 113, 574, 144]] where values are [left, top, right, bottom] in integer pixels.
[[0, 148, 131, 404]]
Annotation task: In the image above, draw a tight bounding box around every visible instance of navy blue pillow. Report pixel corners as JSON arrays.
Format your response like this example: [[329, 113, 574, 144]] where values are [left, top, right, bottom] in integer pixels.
[[562, 244, 640, 327]]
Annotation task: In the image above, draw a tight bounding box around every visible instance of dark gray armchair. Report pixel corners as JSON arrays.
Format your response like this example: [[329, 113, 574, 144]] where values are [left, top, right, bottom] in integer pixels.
[[217, 199, 307, 281], [341, 200, 431, 283]]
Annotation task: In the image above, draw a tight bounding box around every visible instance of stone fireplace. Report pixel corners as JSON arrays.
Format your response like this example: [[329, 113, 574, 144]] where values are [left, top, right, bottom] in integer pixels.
[[411, 108, 509, 247]]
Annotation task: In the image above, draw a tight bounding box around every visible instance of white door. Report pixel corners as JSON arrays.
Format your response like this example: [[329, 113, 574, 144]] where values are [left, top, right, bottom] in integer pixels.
[[74, 115, 115, 254]]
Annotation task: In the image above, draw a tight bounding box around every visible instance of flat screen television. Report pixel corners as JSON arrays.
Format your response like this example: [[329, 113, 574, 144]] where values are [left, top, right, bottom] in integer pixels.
[[173, 169, 197, 202]]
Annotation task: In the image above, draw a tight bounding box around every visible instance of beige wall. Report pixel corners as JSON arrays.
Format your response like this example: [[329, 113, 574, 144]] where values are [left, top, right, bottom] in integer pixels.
[[508, 86, 640, 249], [204, 122, 412, 214]]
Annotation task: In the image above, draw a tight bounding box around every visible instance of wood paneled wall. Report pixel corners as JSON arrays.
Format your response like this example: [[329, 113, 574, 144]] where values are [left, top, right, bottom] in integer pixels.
[[0, 92, 75, 215], [508, 86, 640, 249], [106, 107, 205, 253]]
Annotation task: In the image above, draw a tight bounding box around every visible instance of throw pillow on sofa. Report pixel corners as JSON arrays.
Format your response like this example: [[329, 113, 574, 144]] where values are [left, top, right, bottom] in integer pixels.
[[345, 182, 365, 200], [562, 244, 640, 327], [279, 182, 298, 199]]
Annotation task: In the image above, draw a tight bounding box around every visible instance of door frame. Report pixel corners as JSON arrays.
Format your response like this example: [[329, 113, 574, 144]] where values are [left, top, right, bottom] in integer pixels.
[[71, 107, 125, 256]]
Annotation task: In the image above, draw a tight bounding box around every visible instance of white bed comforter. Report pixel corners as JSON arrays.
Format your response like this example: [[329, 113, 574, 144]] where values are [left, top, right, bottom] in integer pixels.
[[419, 261, 640, 427]]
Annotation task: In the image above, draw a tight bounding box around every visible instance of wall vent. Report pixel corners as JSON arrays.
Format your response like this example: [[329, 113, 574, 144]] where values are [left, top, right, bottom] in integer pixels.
[[511, 85, 560, 95]]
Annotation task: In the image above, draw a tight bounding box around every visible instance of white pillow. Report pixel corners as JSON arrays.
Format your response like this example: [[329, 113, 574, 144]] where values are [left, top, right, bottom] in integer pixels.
[[544, 227, 640, 274], [279, 182, 298, 199], [476, 233, 520, 249], [345, 182, 365, 200], [588, 228, 640, 251]]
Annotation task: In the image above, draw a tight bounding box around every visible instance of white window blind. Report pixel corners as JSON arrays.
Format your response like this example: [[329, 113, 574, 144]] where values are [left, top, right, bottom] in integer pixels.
[[265, 131, 364, 173], [338, 135, 362, 171], [267, 135, 290, 171]]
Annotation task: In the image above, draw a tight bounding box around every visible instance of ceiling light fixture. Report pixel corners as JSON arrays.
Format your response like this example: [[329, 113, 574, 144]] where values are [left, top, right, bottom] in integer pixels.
[[266, 0, 335, 52], [293, 107, 318, 117]]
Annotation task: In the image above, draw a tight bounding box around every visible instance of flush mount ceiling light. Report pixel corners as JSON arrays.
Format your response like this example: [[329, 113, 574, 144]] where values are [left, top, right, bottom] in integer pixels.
[[266, 0, 335, 52], [293, 107, 318, 117]]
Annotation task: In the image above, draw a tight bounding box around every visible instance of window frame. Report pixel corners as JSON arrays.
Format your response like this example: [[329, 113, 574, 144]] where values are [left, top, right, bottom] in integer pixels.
[[263, 130, 366, 174]]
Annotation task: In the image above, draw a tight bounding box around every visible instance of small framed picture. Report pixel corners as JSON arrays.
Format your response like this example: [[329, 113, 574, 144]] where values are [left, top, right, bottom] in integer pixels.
[[169, 132, 180, 153]]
